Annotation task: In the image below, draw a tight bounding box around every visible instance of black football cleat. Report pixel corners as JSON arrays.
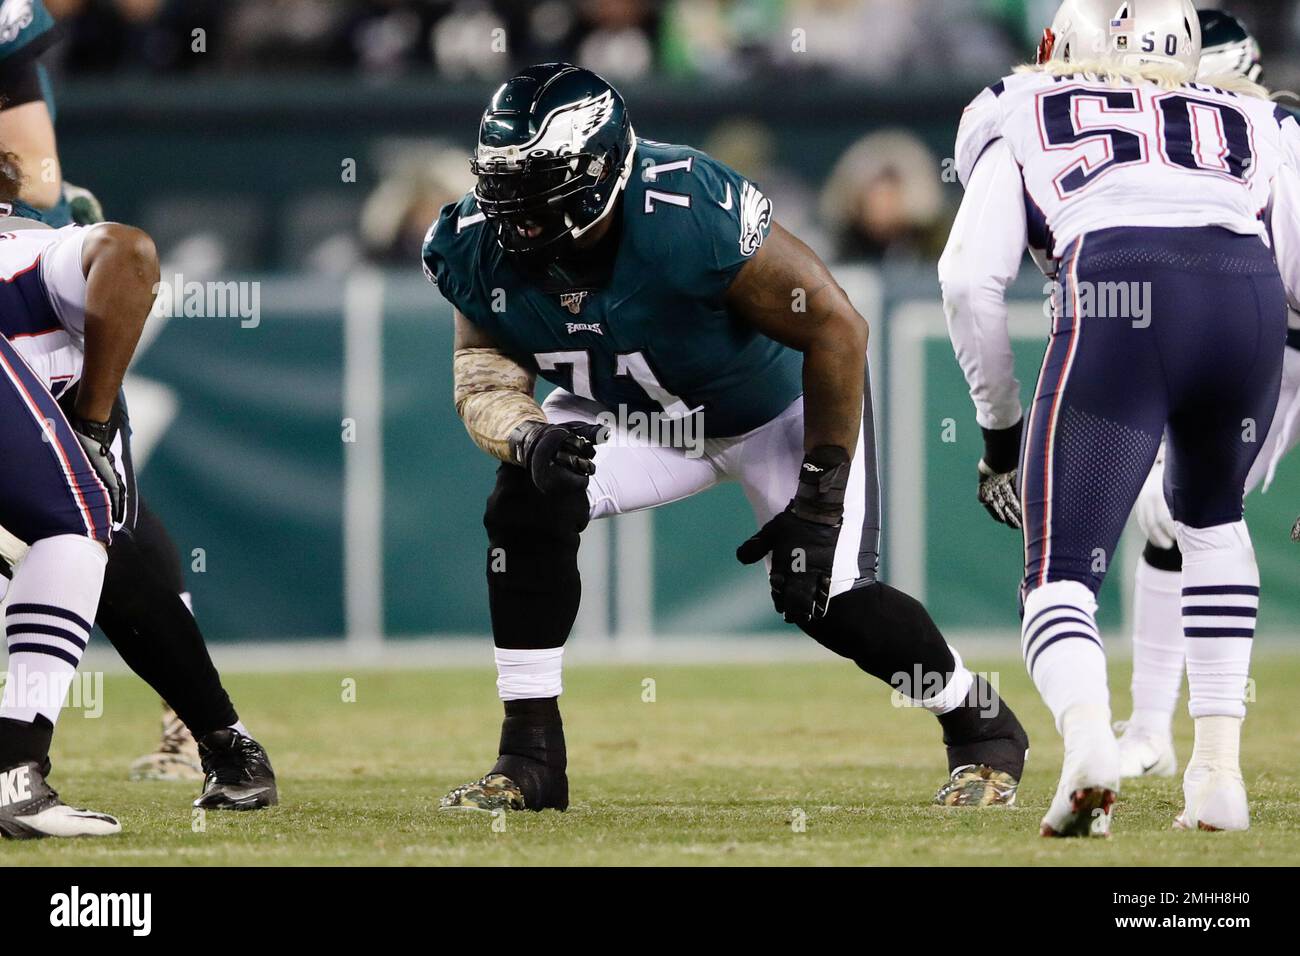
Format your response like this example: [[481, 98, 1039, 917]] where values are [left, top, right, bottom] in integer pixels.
[[0, 761, 121, 839], [193, 729, 278, 811]]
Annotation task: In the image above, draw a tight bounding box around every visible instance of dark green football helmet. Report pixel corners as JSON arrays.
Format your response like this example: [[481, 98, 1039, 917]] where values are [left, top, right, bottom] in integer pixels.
[[471, 62, 635, 258], [1197, 9, 1262, 82]]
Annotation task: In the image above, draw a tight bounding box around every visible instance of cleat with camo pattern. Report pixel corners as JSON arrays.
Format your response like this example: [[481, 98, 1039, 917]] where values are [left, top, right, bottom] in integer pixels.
[[439, 773, 527, 813], [934, 764, 1020, 807], [129, 704, 204, 782]]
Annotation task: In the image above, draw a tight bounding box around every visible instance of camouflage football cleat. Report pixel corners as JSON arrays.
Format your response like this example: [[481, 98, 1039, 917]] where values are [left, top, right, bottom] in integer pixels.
[[129, 704, 204, 782], [439, 773, 527, 813], [934, 764, 1020, 807]]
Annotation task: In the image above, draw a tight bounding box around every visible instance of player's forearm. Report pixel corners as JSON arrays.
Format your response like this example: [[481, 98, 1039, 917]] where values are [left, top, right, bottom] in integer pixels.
[[76, 225, 158, 423], [801, 314, 866, 455], [454, 347, 546, 462], [940, 282, 1022, 431]]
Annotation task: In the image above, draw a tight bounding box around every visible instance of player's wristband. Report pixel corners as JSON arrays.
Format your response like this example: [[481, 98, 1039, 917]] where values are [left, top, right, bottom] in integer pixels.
[[791, 445, 851, 527], [980, 420, 1023, 475], [71, 416, 115, 449], [506, 420, 548, 468]]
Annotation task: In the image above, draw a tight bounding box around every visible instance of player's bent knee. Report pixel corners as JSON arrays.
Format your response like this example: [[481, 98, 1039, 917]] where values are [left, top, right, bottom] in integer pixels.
[[483, 463, 590, 542]]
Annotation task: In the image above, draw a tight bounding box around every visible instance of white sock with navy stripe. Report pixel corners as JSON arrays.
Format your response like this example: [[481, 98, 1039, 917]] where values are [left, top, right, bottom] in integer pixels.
[[1021, 580, 1110, 733], [1177, 521, 1257, 721], [1129, 557, 1185, 734], [0, 534, 106, 727]]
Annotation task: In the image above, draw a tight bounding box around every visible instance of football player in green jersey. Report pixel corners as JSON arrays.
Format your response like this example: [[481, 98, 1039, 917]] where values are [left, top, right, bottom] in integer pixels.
[[425, 63, 1029, 814]]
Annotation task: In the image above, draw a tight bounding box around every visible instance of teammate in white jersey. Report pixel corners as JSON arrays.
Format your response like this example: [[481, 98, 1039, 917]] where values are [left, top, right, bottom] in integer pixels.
[[939, 0, 1300, 836], [0, 162, 149, 837], [1117, 9, 1300, 781], [0, 205, 278, 814]]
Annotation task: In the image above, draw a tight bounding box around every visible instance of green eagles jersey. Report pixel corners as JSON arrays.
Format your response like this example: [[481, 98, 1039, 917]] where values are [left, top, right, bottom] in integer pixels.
[[422, 140, 803, 438]]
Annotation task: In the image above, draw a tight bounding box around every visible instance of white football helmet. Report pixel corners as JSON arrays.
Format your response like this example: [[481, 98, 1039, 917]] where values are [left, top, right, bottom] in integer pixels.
[[1037, 0, 1200, 78]]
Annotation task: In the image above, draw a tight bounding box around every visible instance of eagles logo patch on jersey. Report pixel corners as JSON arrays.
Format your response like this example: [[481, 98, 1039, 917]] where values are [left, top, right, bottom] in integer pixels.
[[738, 181, 772, 257]]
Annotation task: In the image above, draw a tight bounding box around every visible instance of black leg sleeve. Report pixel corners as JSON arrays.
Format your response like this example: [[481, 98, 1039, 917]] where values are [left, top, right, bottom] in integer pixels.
[[484, 463, 589, 650], [801, 582, 1027, 778], [800, 581, 956, 688], [97, 530, 238, 738], [131, 498, 187, 596]]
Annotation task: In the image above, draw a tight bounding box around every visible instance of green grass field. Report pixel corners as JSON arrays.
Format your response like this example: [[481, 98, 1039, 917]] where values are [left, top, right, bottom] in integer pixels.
[[6, 653, 1300, 866]]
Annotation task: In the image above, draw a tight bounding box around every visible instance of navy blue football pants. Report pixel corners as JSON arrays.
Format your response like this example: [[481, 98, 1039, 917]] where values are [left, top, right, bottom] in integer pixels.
[[0, 333, 111, 545], [1021, 226, 1287, 597]]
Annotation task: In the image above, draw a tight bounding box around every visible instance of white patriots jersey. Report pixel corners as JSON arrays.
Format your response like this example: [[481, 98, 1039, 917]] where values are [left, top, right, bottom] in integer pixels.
[[956, 70, 1300, 260], [0, 224, 93, 399]]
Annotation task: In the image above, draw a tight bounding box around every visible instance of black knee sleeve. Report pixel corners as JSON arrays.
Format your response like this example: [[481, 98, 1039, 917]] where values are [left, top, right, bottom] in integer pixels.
[[1142, 538, 1183, 573], [800, 582, 956, 689], [484, 463, 589, 651]]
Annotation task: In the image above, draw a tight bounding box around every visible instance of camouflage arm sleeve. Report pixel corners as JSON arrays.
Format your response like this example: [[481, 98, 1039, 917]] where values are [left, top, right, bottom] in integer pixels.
[[453, 347, 546, 463]]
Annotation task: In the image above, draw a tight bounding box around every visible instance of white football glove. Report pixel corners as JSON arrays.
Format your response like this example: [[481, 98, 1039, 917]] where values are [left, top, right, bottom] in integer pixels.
[[1136, 450, 1177, 549]]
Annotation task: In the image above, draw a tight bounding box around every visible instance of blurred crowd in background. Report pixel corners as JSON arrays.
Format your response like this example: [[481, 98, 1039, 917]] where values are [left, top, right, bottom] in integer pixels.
[[44, 0, 1300, 79], [38, 0, 1300, 271]]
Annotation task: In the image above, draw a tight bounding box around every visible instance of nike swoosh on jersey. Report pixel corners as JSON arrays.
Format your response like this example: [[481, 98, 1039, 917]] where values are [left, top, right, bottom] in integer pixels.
[[718, 183, 732, 210]]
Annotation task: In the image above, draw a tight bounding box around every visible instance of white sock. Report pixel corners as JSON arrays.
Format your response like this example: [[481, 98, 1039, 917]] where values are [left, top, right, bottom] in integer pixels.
[[495, 647, 564, 701], [913, 645, 975, 715], [1177, 521, 1257, 721], [1188, 715, 1242, 772], [230, 721, 249, 737], [1129, 557, 1184, 734], [0, 535, 106, 726], [1022, 580, 1110, 733]]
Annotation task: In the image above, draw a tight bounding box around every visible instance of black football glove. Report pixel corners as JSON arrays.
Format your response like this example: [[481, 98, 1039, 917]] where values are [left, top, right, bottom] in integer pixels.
[[70, 416, 124, 524], [977, 420, 1023, 530], [737, 445, 849, 625], [509, 420, 607, 495]]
